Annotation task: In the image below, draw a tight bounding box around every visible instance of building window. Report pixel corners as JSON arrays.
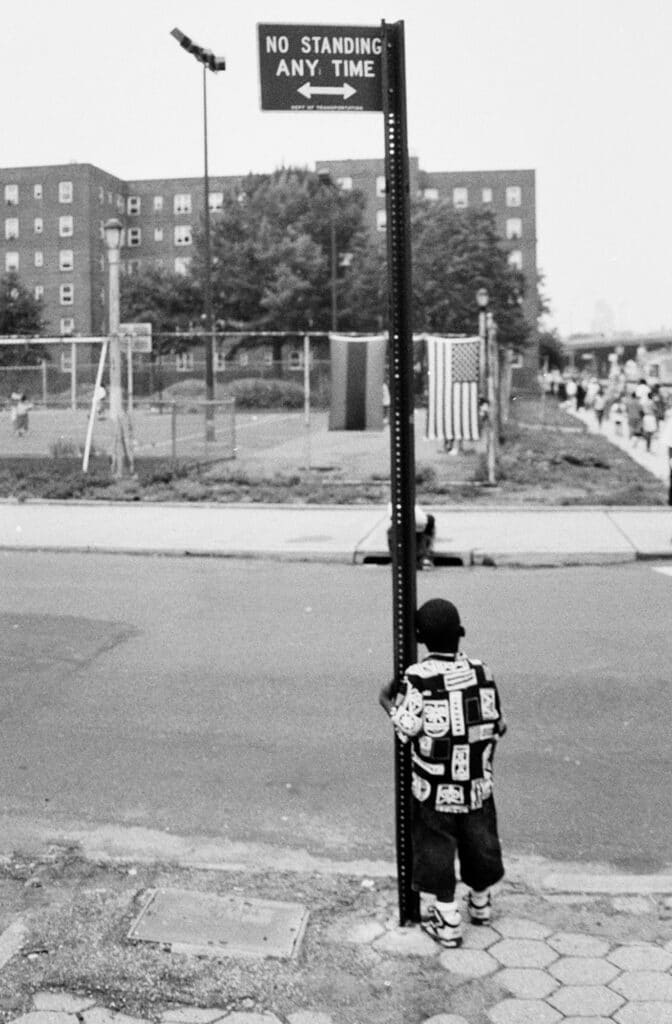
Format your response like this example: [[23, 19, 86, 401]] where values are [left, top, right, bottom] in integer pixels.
[[376, 209, 387, 232], [174, 193, 192, 214], [99, 186, 105, 204], [482, 188, 493, 204], [506, 218, 522, 240], [507, 249, 523, 270], [174, 256, 191, 275], [4, 184, 18, 206], [34, 251, 43, 268], [126, 259, 141, 275], [174, 225, 192, 246], [214, 351, 227, 371], [175, 351, 194, 372], [5, 217, 19, 240], [506, 186, 522, 207], [288, 349, 302, 370], [453, 187, 468, 208], [58, 181, 73, 203], [60, 319, 75, 339], [116, 195, 124, 212], [59, 215, 74, 237], [5, 252, 19, 272], [237, 350, 249, 366], [154, 227, 164, 241], [336, 177, 353, 191], [264, 349, 274, 365], [376, 175, 386, 197], [34, 217, 43, 234], [127, 195, 141, 215], [423, 188, 439, 201], [127, 227, 142, 247], [209, 192, 223, 211], [60, 283, 74, 305], [34, 184, 43, 200], [153, 195, 163, 212], [34, 285, 44, 301], [99, 256, 105, 272], [59, 250, 74, 271]]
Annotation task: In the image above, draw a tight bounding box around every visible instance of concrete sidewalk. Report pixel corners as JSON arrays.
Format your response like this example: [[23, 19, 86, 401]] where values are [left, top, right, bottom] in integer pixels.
[[0, 499, 671, 566], [0, 824, 671, 1024]]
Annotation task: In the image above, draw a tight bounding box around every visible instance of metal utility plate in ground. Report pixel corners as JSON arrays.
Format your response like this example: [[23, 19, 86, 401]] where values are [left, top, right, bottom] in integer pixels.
[[127, 888, 309, 959]]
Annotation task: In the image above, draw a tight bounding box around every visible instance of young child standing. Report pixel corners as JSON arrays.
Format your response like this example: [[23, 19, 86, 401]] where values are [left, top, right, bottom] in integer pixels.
[[380, 598, 507, 948]]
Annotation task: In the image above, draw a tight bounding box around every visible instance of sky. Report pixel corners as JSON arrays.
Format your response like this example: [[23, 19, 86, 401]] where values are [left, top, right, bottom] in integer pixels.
[[2, 0, 671, 337]]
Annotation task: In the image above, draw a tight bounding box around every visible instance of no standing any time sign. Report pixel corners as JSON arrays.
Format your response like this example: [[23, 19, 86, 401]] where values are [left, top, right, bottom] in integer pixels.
[[257, 24, 383, 111]]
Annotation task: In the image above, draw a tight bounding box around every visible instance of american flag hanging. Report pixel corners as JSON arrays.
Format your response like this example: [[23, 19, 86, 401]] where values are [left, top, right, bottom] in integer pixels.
[[425, 335, 481, 441]]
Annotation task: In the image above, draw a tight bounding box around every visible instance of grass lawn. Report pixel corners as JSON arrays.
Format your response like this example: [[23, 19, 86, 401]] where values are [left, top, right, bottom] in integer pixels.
[[0, 395, 666, 505]]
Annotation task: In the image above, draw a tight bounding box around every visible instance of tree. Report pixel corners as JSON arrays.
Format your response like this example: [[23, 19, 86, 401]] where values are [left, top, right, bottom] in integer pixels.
[[120, 265, 200, 351], [0, 272, 47, 365], [411, 202, 532, 352], [538, 328, 564, 369], [194, 168, 373, 332]]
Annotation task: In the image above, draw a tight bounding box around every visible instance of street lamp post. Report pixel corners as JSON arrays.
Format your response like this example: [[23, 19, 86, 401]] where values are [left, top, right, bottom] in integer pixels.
[[476, 287, 498, 485], [317, 170, 338, 331], [171, 28, 226, 441], [104, 218, 132, 477], [476, 287, 489, 393]]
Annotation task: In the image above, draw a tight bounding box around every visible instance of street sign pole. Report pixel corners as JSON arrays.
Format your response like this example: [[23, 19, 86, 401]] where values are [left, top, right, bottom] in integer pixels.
[[257, 19, 418, 925], [382, 19, 419, 927]]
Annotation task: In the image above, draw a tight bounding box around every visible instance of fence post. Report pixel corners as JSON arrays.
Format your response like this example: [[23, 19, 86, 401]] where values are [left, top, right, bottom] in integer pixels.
[[41, 360, 48, 406], [171, 402, 177, 466], [303, 333, 311, 470], [71, 342, 77, 411]]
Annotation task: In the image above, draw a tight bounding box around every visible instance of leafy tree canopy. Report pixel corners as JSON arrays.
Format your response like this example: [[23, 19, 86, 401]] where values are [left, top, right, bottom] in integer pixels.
[[193, 168, 372, 332], [411, 202, 531, 351], [0, 272, 47, 365], [120, 265, 200, 350]]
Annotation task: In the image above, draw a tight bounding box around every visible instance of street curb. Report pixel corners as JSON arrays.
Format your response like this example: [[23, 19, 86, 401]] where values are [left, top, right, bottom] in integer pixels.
[[2, 821, 671, 896]]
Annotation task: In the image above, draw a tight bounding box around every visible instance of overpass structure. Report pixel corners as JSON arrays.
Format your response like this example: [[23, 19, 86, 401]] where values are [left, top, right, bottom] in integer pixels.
[[562, 330, 672, 384]]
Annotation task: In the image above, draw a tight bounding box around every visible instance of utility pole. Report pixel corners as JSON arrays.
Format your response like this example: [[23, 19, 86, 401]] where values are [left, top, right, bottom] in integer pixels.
[[104, 218, 133, 477]]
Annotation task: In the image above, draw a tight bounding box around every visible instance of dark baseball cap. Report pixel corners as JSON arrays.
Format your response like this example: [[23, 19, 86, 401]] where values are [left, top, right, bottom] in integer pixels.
[[416, 598, 464, 642]]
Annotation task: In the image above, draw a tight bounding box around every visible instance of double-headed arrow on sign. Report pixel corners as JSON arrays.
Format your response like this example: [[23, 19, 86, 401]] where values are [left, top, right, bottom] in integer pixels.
[[297, 82, 357, 100]]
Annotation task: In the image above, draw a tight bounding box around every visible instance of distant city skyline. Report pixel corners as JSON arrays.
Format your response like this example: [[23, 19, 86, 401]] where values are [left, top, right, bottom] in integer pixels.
[[3, 0, 672, 337]]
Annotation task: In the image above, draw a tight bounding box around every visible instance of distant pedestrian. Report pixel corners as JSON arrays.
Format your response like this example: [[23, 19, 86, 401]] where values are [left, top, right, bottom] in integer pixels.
[[379, 599, 507, 948], [576, 380, 586, 410], [610, 398, 625, 436], [640, 398, 658, 453], [565, 378, 577, 410], [382, 381, 390, 426], [13, 394, 31, 436], [593, 387, 606, 428], [659, 410, 672, 505], [626, 392, 642, 444]]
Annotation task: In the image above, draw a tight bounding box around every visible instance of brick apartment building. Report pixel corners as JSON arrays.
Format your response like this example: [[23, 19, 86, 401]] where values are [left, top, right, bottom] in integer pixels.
[[1, 159, 538, 360]]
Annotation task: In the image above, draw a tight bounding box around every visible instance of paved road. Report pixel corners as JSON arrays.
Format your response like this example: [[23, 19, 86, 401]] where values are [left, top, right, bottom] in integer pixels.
[[2, 552, 671, 873]]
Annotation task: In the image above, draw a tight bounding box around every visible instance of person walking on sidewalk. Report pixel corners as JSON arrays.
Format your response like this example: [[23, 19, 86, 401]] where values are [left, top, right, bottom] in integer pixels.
[[379, 598, 507, 948]]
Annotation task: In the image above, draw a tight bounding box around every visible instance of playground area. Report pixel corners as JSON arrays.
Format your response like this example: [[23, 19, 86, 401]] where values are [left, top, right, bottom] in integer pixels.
[[0, 400, 480, 483]]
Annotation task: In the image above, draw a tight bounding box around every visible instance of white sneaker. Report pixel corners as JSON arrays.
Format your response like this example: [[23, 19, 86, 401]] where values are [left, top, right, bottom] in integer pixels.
[[467, 889, 492, 925], [421, 905, 463, 948]]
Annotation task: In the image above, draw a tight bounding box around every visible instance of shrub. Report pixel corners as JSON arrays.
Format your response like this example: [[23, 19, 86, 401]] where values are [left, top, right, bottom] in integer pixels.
[[225, 378, 305, 409]]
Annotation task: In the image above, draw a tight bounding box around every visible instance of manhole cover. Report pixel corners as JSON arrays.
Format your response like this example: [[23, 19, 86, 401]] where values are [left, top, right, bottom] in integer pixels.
[[127, 888, 308, 959]]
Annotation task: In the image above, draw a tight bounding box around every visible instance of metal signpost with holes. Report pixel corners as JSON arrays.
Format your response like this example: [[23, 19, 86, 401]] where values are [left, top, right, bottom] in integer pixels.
[[258, 19, 418, 926]]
